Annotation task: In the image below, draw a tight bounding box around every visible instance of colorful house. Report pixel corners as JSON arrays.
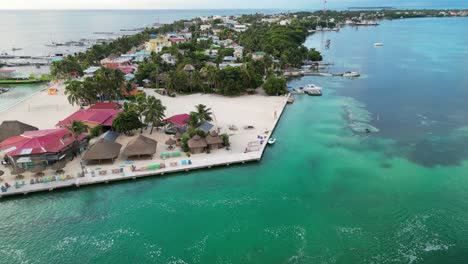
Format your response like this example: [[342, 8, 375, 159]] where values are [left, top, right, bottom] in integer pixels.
[[145, 37, 172, 53]]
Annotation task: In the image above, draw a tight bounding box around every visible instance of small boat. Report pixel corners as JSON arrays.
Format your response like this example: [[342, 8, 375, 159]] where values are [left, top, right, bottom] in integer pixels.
[[287, 97, 295, 104], [343, 71, 360, 77], [268, 138, 276, 145], [304, 84, 322, 96], [374, 42, 384, 47]]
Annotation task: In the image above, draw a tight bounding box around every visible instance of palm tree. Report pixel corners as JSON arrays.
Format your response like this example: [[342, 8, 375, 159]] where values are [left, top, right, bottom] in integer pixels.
[[65, 120, 88, 154], [144, 96, 166, 134], [94, 67, 125, 101], [191, 71, 203, 93], [188, 112, 200, 129], [134, 94, 148, 133], [166, 71, 176, 93], [206, 65, 218, 92], [192, 104, 213, 124], [64, 80, 83, 106]]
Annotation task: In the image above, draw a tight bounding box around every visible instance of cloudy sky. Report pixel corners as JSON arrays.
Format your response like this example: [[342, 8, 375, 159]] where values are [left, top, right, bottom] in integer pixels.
[[0, 0, 465, 9]]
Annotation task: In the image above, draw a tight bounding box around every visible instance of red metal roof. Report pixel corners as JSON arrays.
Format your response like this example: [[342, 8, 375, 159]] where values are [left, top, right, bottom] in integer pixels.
[[170, 37, 186, 43], [0, 128, 87, 156], [165, 114, 190, 126], [118, 66, 136, 74], [0, 70, 16, 73], [88, 102, 121, 110], [56, 109, 122, 127]]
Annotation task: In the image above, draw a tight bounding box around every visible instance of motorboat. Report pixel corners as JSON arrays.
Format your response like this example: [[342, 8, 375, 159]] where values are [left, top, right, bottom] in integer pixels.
[[343, 71, 360, 77], [304, 84, 322, 96], [374, 42, 384, 47]]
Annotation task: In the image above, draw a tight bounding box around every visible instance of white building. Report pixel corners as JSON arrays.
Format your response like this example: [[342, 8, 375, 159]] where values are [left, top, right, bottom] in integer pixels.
[[200, 24, 212, 31], [161, 53, 177, 65], [234, 24, 248, 32]]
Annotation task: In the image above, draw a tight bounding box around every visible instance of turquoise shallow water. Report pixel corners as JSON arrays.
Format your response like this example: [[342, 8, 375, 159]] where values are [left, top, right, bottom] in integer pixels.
[[1, 17, 468, 263]]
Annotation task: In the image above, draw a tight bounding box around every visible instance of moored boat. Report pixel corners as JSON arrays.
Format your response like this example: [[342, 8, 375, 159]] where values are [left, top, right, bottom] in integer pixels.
[[304, 84, 322, 96], [343, 71, 360, 77], [268, 138, 276, 145]]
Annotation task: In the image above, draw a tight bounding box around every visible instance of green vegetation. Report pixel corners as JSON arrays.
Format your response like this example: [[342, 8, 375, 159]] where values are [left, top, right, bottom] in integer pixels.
[[65, 120, 88, 153], [64, 67, 124, 106], [89, 125, 103, 139], [239, 22, 310, 67], [192, 104, 213, 124], [120, 94, 166, 135], [52, 14, 326, 97], [0, 74, 52, 84], [112, 111, 143, 136], [50, 55, 83, 78], [263, 75, 288, 96]]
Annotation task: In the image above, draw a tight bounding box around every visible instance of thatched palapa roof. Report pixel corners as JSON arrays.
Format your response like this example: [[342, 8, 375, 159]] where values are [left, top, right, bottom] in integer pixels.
[[0, 120, 38, 143], [82, 139, 122, 161], [188, 135, 207, 148], [206, 131, 223, 145], [123, 135, 157, 157]]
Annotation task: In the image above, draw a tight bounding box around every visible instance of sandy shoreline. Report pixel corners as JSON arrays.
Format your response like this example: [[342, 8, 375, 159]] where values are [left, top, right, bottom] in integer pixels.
[[0, 86, 289, 197], [0, 82, 79, 129]]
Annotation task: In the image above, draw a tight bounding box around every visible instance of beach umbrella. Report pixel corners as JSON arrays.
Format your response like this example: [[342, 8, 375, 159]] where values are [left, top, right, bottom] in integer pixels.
[[165, 138, 176, 146]]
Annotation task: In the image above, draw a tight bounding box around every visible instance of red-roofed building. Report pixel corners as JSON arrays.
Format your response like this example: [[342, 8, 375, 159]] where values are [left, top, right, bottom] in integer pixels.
[[56, 109, 122, 130], [164, 114, 190, 134], [0, 128, 87, 169], [89, 102, 122, 110], [170, 37, 186, 44]]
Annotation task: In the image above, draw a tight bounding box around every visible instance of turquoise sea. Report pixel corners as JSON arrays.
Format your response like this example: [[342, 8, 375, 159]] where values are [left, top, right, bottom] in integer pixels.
[[1, 15, 468, 263]]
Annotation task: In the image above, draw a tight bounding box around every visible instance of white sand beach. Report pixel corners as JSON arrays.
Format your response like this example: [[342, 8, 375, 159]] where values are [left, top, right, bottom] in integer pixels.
[[0, 87, 288, 195], [0, 82, 79, 129]]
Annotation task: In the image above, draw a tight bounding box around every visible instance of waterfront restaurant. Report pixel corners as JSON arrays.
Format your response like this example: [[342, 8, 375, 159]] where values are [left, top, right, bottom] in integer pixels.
[[0, 128, 87, 170]]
